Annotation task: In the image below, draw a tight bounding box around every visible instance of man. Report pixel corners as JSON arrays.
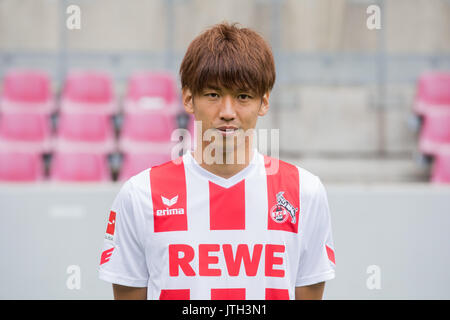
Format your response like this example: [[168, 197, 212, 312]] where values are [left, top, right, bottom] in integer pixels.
[[98, 22, 336, 300]]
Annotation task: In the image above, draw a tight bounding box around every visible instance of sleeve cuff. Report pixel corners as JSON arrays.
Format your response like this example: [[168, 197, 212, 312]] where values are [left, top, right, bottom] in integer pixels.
[[295, 269, 335, 287], [98, 268, 148, 288]]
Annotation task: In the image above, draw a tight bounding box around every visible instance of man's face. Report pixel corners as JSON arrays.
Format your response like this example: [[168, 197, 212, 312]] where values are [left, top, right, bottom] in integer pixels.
[[182, 86, 270, 160]]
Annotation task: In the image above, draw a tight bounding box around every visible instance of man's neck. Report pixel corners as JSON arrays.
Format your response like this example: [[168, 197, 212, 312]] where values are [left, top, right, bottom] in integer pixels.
[[192, 147, 255, 179]]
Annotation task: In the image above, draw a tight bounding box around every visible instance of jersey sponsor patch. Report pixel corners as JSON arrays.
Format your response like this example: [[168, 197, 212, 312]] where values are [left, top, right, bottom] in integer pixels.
[[104, 210, 116, 241], [168, 243, 286, 278]]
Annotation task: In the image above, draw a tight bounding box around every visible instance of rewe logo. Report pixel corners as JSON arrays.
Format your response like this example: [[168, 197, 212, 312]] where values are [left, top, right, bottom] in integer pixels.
[[162, 195, 178, 207]]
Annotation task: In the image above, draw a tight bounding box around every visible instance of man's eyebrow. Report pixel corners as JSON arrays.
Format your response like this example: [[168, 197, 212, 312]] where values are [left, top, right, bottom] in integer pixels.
[[203, 85, 222, 91]]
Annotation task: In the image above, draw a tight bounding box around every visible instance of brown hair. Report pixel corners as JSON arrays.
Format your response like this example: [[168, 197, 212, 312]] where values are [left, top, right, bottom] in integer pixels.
[[179, 22, 276, 97]]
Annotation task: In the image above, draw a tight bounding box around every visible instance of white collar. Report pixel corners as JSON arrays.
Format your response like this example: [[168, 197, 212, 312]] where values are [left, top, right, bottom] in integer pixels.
[[183, 149, 260, 189]]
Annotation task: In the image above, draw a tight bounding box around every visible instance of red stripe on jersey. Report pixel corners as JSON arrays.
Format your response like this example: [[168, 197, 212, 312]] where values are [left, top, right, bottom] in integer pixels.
[[211, 288, 246, 300], [265, 288, 290, 300], [150, 158, 188, 233], [159, 289, 190, 300], [265, 156, 300, 233], [326, 244, 336, 265], [209, 180, 245, 230]]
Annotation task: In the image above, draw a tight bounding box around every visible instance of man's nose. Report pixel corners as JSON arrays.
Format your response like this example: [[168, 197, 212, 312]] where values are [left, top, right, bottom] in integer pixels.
[[219, 95, 236, 121]]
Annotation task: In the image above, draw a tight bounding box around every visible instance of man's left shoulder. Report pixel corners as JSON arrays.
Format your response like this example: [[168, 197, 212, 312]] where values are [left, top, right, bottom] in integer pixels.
[[269, 156, 322, 197]]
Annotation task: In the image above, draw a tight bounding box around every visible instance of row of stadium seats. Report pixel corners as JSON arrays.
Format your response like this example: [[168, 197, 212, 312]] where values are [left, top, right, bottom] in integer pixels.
[[0, 69, 194, 182], [413, 71, 450, 183]]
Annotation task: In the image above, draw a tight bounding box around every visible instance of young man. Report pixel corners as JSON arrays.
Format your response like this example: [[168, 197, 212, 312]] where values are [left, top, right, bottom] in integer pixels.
[[98, 23, 336, 300]]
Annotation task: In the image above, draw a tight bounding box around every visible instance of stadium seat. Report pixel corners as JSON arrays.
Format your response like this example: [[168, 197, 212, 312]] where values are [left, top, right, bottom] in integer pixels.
[[120, 111, 176, 143], [414, 72, 450, 116], [118, 152, 173, 181], [118, 71, 181, 154], [418, 112, 450, 155], [0, 151, 43, 182], [54, 111, 115, 153], [0, 70, 54, 113], [431, 152, 450, 183], [60, 70, 116, 114], [0, 112, 52, 152], [123, 71, 178, 113], [50, 152, 111, 182]]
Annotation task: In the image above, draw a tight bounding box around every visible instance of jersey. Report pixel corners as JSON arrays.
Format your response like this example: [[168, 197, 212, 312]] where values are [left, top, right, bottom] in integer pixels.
[[98, 150, 336, 300]]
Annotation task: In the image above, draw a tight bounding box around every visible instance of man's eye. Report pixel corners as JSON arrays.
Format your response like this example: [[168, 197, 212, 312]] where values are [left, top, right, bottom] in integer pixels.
[[205, 93, 219, 98], [238, 94, 251, 100]]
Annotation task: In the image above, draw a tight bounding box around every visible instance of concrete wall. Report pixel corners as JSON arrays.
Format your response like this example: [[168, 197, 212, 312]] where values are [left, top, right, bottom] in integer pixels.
[[2, 0, 449, 52]]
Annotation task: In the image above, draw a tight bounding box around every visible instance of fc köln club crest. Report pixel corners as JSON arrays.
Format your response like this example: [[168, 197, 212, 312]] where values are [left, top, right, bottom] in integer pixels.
[[270, 191, 298, 224]]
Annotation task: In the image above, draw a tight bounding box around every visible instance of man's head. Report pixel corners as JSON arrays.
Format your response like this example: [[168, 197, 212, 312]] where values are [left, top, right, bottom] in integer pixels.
[[180, 22, 276, 159], [180, 22, 276, 98]]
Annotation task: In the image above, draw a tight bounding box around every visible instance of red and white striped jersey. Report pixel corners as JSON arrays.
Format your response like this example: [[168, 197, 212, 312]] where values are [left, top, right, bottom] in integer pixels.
[[98, 151, 336, 300]]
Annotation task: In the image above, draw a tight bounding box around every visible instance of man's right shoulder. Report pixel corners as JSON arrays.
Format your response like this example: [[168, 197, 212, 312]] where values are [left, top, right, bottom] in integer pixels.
[[124, 156, 185, 196]]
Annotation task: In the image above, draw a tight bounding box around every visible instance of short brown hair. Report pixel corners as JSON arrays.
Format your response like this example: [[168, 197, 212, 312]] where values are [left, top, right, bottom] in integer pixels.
[[179, 22, 276, 97]]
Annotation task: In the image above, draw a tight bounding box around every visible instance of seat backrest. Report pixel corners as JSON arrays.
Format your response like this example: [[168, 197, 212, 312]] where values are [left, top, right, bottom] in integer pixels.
[[417, 72, 450, 106], [420, 113, 450, 142], [50, 152, 110, 182], [62, 71, 114, 104], [0, 113, 50, 141], [431, 153, 450, 183], [0, 152, 43, 181], [126, 71, 177, 106], [57, 112, 112, 142], [2, 70, 51, 104], [120, 112, 176, 142]]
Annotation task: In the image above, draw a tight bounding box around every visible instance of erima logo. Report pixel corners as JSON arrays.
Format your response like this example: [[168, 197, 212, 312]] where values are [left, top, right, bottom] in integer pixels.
[[156, 208, 185, 216], [161, 195, 178, 207], [157, 195, 184, 216]]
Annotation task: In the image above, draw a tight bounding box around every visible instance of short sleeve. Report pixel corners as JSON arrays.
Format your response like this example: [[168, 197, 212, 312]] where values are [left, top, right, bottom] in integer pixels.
[[296, 177, 336, 287], [98, 180, 149, 287]]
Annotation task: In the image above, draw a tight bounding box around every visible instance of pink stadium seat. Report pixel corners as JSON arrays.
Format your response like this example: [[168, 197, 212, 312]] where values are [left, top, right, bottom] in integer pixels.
[[0, 152, 43, 182], [120, 112, 176, 143], [119, 152, 173, 181], [50, 152, 110, 182], [0, 112, 52, 152], [123, 71, 178, 113], [54, 112, 115, 153], [60, 71, 116, 114], [0, 70, 54, 113], [418, 112, 450, 155], [414, 72, 450, 116], [431, 152, 450, 183]]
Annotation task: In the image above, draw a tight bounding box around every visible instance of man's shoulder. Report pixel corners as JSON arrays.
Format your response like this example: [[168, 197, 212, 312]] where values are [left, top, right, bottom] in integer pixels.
[[264, 155, 322, 196]]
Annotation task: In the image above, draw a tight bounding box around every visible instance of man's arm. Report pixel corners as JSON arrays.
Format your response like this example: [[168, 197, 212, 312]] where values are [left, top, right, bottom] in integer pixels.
[[112, 284, 147, 300], [295, 282, 325, 300]]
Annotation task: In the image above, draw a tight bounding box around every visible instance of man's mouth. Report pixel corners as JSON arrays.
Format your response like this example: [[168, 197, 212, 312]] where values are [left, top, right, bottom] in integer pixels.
[[216, 126, 239, 136]]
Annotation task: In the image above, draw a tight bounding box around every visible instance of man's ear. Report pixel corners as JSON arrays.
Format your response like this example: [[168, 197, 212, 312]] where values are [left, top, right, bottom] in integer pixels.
[[182, 88, 194, 114], [258, 91, 270, 116]]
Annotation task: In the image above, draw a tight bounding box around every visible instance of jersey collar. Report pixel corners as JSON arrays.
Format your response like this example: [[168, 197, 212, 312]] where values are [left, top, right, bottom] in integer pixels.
[[183, 149, 261, 189]]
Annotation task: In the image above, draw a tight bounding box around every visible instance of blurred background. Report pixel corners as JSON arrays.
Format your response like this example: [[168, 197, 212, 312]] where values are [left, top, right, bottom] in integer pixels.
[[0, 0, 449, 299]]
